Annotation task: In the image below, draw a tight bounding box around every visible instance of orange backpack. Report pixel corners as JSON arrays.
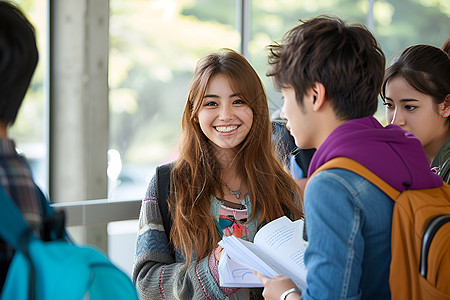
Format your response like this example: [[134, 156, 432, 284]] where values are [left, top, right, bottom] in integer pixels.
[[311, 157, 450, 300]]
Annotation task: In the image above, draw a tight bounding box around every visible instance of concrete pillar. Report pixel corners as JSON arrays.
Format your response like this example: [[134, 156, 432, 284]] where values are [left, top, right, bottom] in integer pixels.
[[49, 0, 109, 252]]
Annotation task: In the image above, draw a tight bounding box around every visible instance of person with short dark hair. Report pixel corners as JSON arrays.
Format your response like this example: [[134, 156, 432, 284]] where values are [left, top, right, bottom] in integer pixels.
[[254, 16, 442, 300], [0, 0, 43, 290], [382, 44, 450, 182]]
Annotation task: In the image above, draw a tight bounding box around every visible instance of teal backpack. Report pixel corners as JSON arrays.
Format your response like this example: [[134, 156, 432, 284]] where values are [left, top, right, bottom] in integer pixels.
[[0, 187, 139, 300]]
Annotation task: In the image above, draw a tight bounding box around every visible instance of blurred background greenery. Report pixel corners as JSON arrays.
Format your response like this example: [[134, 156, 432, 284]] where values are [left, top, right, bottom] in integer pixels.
[[9, 0, 450, 199]]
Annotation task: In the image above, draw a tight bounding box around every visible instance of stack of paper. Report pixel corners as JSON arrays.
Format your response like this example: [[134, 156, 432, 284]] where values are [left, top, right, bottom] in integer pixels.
[[218, 248, 264, 287]]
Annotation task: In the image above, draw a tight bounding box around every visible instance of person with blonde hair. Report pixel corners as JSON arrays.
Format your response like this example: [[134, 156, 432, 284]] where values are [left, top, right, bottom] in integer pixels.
[[133, 48, 303, 299]]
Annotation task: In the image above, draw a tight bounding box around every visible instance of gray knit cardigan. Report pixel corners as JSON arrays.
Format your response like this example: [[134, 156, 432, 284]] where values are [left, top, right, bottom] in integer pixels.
[[132, 173, 263, 299]]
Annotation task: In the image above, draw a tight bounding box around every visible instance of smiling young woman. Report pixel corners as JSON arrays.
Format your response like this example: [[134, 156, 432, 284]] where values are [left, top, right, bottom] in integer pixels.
[[197, 73, 254, 154], [132, 48, 303, 300]]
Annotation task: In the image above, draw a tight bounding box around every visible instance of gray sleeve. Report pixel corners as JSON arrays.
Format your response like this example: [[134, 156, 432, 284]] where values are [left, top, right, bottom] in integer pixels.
[[132, 174, 227, 300]]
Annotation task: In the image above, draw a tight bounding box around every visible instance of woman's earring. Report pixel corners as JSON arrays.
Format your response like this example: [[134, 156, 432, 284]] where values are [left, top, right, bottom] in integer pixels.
[[442, 112, 449, 117]]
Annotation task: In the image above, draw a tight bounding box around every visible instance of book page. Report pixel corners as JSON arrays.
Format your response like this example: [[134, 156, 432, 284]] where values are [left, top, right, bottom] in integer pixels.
[[218, 216, 307, 289], [218, 248, 263, 287], [219, 236, 306, 288], [253, 216, 307, 280]]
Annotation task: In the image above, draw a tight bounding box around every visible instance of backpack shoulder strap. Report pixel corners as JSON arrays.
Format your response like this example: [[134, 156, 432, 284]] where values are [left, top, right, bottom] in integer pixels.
[[35, 185, 68, 242], [156, 163, 174, 257], [0, 187, 39, 299], [0, 186, 32, 250], [309, 157, 400, 199]]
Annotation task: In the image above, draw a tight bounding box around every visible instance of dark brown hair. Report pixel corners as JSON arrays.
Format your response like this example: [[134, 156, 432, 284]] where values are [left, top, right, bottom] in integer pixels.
[[0, 1, 38, 126], [267, 16, 385, 121], [381, 44, 450, 124], [169, 48, 303, 264]]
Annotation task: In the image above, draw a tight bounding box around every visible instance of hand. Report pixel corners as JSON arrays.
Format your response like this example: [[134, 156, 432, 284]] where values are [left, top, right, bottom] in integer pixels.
[[253, 271, 300, 300], [214, 245, 224, 262]]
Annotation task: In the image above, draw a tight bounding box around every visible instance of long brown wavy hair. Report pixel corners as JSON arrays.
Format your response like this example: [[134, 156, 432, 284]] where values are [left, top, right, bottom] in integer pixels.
[[169, 48, 303, 265]]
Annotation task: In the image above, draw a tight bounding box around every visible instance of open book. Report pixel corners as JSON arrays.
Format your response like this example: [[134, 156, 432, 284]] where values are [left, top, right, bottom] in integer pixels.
[[218, 216, 307, 289]]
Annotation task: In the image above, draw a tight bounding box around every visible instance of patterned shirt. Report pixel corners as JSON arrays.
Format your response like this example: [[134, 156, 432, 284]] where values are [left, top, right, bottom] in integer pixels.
[[0, 138, 44, 287], [219, 205, 250, 240]]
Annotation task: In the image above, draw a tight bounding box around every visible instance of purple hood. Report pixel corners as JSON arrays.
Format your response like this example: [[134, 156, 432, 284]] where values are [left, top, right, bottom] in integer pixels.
[[308, 116, 443, 191]]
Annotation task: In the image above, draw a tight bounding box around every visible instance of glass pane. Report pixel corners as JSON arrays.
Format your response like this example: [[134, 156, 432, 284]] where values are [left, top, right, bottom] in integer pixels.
[[9, 0, 48, 192], [249, 0, 450, 123], [375, 0, 449, 63], [250, 0, 372, 114], [109, 0, 238, 199], [108, 219, 139, 276], [110, 0, 449, 200]]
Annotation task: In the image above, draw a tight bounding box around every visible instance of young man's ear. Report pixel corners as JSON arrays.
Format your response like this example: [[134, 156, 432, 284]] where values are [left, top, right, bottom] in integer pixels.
[[311, 82, 326, 112]]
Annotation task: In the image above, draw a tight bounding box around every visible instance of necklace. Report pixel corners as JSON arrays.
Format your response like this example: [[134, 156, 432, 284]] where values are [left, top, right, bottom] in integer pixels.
[[227, 185, 241, 199]]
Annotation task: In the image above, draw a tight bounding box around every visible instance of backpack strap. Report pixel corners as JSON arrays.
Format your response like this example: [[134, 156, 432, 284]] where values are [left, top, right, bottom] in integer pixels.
[[309, 157, 401, 200], [0, 186, 32, 250], [0, 186, 37, 300], [156, 163, 174, 258], [0, 181, 65, 244], [31, 185, 67, 242]]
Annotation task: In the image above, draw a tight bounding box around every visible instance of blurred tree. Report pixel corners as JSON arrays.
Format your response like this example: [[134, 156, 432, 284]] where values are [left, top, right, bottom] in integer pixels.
[[7, 0, 447, 196], [247, 0, 449, 112], [110, 0, 449, 165], [109, 0, 239, 163], [376, 0, 450, 63]]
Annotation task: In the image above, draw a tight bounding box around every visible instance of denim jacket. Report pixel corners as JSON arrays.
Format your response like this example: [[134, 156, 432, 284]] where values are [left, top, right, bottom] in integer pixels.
[[302, 168, 393, 300]]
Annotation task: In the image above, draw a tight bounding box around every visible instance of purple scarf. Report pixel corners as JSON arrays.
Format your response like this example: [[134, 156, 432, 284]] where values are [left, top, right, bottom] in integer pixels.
[[308, 116, 443, 191]]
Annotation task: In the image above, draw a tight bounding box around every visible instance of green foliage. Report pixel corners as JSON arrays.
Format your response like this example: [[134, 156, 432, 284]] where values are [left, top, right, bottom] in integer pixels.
[[109, 0, 240, 163], [376, 0, 450, 63], [9, 0, 449, 166]]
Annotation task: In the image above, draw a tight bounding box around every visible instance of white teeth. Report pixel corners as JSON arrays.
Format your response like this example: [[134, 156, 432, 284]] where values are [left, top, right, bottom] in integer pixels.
[[216, 125, 238, 133]]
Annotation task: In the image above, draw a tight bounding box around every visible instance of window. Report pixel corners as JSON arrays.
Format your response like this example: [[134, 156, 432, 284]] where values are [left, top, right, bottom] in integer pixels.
[[109, 0, 449, 200], [248, 0, 450, 122], [108, 0, 240, 199], [9, 0, 448, 201]]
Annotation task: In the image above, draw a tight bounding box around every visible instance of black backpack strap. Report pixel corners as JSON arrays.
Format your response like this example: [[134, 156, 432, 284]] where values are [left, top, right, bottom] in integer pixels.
[[156, 163, 174, 258], [34, 185, 66, 242], [420, 214, 450, 279], [294, 148, 316, 178]]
